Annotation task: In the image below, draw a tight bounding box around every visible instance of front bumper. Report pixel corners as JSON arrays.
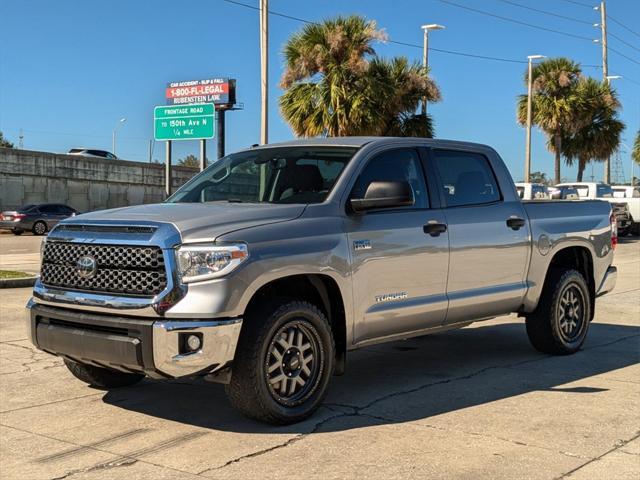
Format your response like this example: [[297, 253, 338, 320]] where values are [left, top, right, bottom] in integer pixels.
[[596, 265, 617, 297], [25, 299, 242, 378]]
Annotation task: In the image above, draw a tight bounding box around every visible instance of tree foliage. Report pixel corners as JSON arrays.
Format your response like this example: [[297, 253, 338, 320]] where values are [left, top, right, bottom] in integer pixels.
[[517, 57, 583, 184], [279, 15, 441, 138], [561, 78, 624, 181], [633, 130, 640, 166], [177, 154, 199, 168], [0, 131, 14, 148]]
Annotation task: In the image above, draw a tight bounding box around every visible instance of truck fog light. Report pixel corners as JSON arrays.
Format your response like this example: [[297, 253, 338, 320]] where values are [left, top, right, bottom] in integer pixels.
[[186, 334, 202, 352]]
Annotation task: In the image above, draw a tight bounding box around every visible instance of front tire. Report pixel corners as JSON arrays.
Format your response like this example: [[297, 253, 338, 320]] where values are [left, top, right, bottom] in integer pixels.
[[64, 359, 144, 388], [525, 269, 591, 355], [32, 221, 47, 236], [226, 299, 335, 425]]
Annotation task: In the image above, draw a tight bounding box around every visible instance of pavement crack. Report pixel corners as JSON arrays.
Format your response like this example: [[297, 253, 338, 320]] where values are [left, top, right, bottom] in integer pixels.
[[199, 412, 352, 474], [358, 412, 589, 460], [554, 430, 640, 479]]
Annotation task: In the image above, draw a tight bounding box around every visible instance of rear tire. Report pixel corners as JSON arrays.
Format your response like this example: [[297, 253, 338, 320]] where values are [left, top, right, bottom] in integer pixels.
[[525, 269, 591, 355], [226, 299, 335, 425], [64, 359, 144, 389], [32, 221, 47, 236], [12, 229, 23, 235]]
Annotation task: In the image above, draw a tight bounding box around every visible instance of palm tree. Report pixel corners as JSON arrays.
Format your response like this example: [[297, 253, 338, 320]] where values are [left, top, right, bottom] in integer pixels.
[[279, 15, 440, 138], [633, 130, 640, 166], [366, 57, 440, 137], [561, 78, 624, 181], [517, 57, 583, 184]]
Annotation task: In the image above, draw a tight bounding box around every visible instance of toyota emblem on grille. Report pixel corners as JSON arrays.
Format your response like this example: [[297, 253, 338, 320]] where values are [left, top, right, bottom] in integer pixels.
[[76, 255, 97, 278]]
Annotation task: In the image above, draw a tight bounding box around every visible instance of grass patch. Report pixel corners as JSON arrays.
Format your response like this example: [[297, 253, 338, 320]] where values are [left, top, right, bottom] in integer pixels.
[[0, 270, 33, 279]]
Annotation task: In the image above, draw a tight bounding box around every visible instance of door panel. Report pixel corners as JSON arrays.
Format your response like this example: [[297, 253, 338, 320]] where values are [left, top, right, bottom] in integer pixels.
[[348, 210, 449, 343], [346, 147, 450, 344], [443, 201, 530, 323], [429, 148, 531, 324]]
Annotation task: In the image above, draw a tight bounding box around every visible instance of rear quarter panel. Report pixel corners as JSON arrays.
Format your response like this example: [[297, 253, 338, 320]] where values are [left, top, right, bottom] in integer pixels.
[[522, 199, 614, 312]]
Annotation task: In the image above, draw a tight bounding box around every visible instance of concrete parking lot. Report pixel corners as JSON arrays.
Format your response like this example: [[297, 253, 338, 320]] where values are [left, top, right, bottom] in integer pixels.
[[0, 231, 43, 274], [0, 237, 638, 480]]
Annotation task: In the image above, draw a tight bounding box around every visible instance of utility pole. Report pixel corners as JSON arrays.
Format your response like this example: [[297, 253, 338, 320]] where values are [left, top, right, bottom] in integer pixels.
[[599, 0, 610, 183], [525, 55, 545, 184], [260, 0, 269, 144], [420, 24, 445, 115], [600, 1, 608, 80]]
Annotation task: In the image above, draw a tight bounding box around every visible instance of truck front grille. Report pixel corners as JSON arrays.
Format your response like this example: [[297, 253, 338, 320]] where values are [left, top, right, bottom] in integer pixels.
[[40, 242, 167, 296]]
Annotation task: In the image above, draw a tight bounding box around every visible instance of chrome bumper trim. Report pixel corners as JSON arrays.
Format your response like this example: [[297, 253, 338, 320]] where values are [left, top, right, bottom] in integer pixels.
[[596, 265, 617, 297], [152, 319, 242, 377]]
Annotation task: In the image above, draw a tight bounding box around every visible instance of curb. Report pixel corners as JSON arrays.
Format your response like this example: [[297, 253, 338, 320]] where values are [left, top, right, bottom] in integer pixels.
[[0, 276, 37, 289]]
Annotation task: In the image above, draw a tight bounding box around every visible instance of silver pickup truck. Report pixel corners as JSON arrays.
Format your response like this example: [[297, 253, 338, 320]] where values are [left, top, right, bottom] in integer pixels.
[[26, 137, 618, 424]]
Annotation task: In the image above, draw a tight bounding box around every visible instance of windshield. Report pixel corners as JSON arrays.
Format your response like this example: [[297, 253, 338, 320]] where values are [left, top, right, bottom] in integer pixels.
[[167, 146, 358, 204]]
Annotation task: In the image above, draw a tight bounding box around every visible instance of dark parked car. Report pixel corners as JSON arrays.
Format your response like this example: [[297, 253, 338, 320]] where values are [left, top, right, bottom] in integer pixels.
[[0, 204, 78, 235]]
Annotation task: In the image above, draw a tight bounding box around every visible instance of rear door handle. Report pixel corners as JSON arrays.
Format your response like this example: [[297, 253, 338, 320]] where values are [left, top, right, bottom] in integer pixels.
[[423, 222, 447, 237], [506, 217, 526, 230]]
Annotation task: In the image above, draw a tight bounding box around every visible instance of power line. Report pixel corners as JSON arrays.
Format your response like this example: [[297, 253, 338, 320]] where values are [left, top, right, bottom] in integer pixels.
[[221, 0, 312, 24], [557, 0, 593, 8], [608, 45, 640, 66], [609, 31, 640, 54], [608, 14, 640, 40], [496, 0, 593, 26], [437, 0, 593, 42], [220, 0, 600, 68]]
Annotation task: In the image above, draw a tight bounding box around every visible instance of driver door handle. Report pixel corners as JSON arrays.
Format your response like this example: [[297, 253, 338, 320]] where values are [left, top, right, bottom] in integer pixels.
[[423, 222, 447, 237], [506, 217, 526, 230]]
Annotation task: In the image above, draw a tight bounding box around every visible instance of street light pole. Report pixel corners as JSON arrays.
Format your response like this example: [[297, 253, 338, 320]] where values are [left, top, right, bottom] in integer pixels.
[[112, 117, 126, 157], [603, 75, 621, 184], [420, 24, 445, 115], [525, 55, 545, 184], [260, 0, 269, 144]]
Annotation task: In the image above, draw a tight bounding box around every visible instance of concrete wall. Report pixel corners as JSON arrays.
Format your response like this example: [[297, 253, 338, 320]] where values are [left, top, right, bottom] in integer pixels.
[[0, 147, 199, 212]]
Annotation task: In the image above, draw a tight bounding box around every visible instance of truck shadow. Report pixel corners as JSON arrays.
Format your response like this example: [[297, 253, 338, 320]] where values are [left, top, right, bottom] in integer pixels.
[[102, 321, 639, 434]]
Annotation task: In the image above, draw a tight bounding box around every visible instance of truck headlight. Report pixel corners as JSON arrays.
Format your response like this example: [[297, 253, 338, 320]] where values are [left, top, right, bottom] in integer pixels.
[[175, 243, 248, 283]]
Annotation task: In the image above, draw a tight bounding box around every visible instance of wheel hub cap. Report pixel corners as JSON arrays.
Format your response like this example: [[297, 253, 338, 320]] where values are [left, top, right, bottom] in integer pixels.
[[265, 321, 321, 406], [558, 284, 585, 341]]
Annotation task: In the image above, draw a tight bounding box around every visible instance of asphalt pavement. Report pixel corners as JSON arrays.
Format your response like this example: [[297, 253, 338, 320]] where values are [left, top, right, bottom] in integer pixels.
[[0, 237, 638, 479]]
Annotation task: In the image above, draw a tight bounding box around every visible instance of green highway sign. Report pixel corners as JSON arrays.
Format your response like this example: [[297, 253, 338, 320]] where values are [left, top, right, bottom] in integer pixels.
[[154, 103, 215, 141]]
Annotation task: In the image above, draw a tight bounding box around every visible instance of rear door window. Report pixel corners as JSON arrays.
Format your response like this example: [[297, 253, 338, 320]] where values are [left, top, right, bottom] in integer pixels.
[[432, 150, 501, 207]]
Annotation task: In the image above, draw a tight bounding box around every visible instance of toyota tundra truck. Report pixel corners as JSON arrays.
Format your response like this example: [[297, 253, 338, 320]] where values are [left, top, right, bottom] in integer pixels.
[[26, 137, 618, 424]]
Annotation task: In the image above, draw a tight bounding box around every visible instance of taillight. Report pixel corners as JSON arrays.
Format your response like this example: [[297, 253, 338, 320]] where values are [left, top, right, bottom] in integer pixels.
[[610, 211, 617, 250], [13, 214, 26, 221]]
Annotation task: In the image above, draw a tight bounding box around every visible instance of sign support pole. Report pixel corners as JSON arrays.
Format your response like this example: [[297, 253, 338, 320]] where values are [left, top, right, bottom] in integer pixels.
[[199, 139, 207, 171], [165, 140, 172, 198], [217, 109, 226, 159]]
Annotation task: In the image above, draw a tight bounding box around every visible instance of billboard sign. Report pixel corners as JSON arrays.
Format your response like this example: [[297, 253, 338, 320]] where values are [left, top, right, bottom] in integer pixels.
[[165, 78, 236, 106], [154, 103, 215, 141]]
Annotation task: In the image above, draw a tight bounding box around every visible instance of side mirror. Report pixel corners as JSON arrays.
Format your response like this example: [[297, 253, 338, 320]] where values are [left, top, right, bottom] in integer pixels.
[[350, 181, 414, 213]]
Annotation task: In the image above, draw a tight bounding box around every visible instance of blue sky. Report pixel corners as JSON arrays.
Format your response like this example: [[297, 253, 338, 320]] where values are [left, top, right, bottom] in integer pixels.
[[1, 0, 639, 182]]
